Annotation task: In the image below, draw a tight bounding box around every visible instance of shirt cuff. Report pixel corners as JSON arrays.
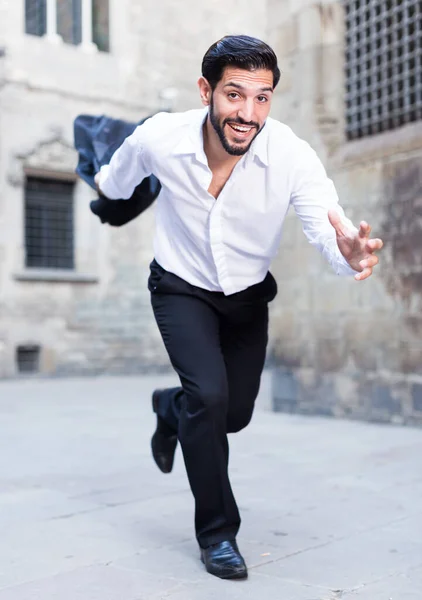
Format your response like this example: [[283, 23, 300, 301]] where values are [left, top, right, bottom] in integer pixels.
[[98, 165, 120, 200]]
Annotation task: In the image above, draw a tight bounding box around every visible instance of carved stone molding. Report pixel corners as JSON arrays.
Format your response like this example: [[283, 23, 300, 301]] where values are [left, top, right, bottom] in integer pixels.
[[8, 136, 77, 187]]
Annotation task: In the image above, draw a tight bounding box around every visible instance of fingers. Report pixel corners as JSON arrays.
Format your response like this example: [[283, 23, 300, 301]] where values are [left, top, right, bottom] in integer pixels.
[[355, 267, 372, 281], [367, 238, 384, 251], [360, 255, 379, 269], [359, 220, 371, 238]]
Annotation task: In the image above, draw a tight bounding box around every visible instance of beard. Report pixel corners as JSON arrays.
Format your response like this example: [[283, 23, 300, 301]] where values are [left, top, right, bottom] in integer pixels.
[[209, 96, 263, 156]]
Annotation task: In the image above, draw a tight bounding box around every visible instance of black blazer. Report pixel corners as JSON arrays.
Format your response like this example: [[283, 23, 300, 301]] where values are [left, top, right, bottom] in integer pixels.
[[74, 114, 161, 226]]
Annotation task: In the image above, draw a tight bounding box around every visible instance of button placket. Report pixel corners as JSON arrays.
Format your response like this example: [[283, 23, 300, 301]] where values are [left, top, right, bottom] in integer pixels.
[[207, 156, 246, 293]]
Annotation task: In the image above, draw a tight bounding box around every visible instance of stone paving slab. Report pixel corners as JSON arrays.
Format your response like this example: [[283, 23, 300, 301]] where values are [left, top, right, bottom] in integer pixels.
[[0, 374, 421, 599]]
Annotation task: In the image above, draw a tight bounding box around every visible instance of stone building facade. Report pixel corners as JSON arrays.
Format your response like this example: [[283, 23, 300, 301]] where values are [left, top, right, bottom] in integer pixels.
[[1, 0, 421, 425], [0, 0, 266, 376], [268, 0, 422, 425]]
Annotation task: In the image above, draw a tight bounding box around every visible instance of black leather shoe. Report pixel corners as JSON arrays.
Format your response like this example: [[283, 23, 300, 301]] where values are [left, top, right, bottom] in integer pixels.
[[151, 390, 178, 474], [201, 540, 248, 580]]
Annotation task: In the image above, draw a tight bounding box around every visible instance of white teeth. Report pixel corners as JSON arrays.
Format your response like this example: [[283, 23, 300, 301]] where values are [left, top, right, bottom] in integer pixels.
[[230, 124, 252, 133]]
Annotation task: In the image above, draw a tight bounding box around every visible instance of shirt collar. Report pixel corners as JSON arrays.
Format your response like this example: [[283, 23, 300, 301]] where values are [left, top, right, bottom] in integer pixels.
[[173, 108, 269, 167], [172, 108, 209, 166], [249, 122, 269, 167]]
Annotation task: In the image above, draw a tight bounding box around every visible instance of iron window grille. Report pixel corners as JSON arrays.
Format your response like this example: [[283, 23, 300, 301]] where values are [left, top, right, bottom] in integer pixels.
[[16, 345, 41, 374], [25, 177, 75, 270], [345, 0, 422, 140]]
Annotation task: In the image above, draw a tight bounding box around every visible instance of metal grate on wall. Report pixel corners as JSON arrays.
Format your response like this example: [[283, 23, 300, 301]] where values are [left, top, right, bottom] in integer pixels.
[[345, 0, 422, 140], [25, 177, 75, 270], [16, 345, 41, 374]]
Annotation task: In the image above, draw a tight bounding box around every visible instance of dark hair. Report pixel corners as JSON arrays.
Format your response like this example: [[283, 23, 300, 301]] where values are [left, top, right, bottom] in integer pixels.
[[202, 35, 281, 90]]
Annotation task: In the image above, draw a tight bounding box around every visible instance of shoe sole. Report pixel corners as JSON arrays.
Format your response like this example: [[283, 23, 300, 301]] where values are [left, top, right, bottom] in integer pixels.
[[200, 554, 248, 580]]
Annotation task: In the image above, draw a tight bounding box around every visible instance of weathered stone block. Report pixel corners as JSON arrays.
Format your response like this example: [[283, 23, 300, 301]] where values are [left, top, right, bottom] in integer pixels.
[[272, 369, 299, 413], [412, 384, 422, 413], [315, 338, 347, 372], [369, 384, 403, 419], [272, 338, 315, 370], [298, 373, 336, 416]]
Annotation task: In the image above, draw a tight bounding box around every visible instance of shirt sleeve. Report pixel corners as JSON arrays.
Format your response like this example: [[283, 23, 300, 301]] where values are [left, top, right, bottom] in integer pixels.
[[98, 125, 152, 200], [290, 141, 358, 277]]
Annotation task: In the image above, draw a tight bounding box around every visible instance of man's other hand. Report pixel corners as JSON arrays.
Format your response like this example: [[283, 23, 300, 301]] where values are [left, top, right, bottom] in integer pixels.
[[328, 209, 384, 281]]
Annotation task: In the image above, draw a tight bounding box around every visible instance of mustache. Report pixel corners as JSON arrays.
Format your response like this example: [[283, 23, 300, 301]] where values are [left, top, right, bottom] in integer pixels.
[[223, 117, 260, 130]]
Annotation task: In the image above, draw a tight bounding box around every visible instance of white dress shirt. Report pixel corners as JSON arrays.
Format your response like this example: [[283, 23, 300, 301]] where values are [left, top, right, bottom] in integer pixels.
[[99, 108, 356, 295]]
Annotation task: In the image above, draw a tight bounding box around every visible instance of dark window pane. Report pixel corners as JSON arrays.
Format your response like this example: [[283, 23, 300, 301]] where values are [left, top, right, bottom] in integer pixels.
[[16, 345, 40, 374], [57, 0, 82, 45], [25, 0, 47, 37], [93, 0, 110, 52], [25, 177, 75, 270], [345, 0, 422, 140]]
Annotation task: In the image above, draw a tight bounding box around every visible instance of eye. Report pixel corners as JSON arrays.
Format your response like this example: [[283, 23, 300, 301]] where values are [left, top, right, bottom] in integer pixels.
[[257, 96, 269, 103], [228, 92, 240, 100]]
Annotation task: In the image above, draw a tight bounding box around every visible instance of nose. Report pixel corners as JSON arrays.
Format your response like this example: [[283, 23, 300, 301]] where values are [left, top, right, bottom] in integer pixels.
[[237, 99, 255, 124]]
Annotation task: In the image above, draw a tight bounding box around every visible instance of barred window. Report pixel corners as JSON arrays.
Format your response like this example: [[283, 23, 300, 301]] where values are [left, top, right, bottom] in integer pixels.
[[345, 0, 422, 140], [25, 177, 74, 270], [16, 345, 41, 374]]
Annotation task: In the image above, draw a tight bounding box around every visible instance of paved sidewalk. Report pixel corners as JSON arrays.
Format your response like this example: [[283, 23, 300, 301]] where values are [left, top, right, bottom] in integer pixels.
[[0, 374, 421, 600]]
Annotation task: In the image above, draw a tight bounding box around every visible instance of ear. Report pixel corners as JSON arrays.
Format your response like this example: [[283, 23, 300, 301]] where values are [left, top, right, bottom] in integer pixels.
[[197, 77, 212, 106]]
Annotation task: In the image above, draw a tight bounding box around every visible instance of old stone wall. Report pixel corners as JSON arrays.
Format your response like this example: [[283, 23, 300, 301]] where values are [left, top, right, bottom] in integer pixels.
[[268, 0, 422, 425], [2, 0, 421, 427], [0, 0, 267, 377]]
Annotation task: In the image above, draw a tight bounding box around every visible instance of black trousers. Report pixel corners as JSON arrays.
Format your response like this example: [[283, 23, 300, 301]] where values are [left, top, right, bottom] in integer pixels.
[[148, 259, 277, 548]]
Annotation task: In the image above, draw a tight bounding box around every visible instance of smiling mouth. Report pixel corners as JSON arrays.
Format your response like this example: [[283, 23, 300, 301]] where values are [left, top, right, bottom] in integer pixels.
[[227, 122, 256, 139]]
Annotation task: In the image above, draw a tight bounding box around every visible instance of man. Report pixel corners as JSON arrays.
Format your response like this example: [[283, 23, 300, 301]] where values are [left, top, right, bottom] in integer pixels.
[[95, 35, 383, 580]]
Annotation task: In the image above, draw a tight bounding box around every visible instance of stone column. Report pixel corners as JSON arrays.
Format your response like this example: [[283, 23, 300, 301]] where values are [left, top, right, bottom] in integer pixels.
[[45, 0, 62, 44], [80, 0, 98, 53]]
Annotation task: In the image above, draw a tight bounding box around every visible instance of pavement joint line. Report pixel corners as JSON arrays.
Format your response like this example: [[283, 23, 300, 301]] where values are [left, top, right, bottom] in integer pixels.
[[248, 538, 335, 570], [49, 489, 192, 521], [253, 559, 422, 597], [246, 508, 422, 572], [0, 559, 108, 593], [248, 569, 334, 591], [342, 561, 422, 597], [143, 582, 188, 600], [0, 557, 193, 595], [106, 562, 195, 585], [0, 538, 196, 593]]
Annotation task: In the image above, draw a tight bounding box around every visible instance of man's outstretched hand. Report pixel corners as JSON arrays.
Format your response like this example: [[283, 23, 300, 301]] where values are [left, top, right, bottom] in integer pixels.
[[328, 209, 383, 281]]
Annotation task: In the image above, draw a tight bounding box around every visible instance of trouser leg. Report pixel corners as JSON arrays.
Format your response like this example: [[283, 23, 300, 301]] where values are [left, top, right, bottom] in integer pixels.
[[221, 304, 269, 434], [151, 291, 240, 548], [156, 306, 269, 441]]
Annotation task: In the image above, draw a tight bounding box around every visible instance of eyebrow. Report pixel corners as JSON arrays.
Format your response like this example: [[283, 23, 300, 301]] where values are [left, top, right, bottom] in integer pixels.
[[223, 82, 273, 93]]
